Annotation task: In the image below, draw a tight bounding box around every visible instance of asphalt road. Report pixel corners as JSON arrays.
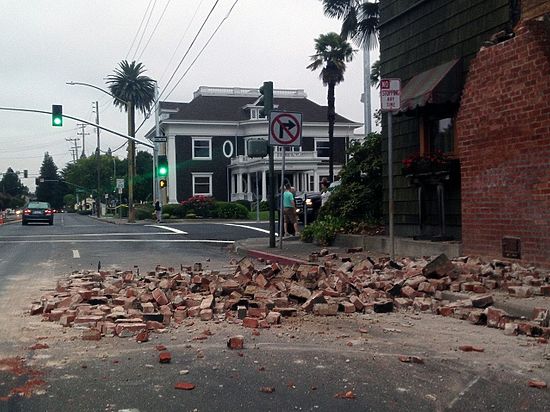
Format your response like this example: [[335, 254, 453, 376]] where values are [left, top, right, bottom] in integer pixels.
[[0, 214, 549, 411]]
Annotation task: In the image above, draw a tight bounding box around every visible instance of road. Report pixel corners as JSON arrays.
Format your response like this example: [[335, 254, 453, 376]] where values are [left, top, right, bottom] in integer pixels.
[[0, 214, 549, 411]]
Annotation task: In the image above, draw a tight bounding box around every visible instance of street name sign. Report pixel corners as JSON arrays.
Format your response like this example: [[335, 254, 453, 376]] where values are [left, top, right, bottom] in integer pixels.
[[269, 111, 302, 146], [380, 78, 401, 111], [153, 136, 167, 143]]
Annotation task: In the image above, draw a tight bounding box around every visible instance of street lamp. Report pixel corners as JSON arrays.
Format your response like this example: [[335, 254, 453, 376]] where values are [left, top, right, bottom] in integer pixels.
[[66, 81, 133, 222]]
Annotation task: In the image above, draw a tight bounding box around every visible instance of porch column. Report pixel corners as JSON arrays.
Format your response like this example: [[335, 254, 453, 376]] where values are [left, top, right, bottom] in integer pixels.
[[237, 172, 243, 195], [313, 171, 319, 191], [261, 170, 267, 201], [246, 173, 252, 201]]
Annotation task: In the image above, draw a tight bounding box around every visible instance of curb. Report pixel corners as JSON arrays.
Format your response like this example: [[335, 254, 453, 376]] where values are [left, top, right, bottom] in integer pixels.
[[233, 240, 308, 266]]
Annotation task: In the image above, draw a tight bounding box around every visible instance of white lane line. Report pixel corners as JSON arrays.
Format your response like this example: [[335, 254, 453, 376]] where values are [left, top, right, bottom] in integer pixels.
[[222, 223, 270, 234], [2, 232, 181, 239], [447, 376, 481, 410], [0, 239, 232, 244], [72, 249, 80, 259], [145, 225, 188, 234]]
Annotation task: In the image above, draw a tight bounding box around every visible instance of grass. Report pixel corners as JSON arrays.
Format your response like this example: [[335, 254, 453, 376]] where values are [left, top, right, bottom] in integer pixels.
[[248, 210, 270, 220]]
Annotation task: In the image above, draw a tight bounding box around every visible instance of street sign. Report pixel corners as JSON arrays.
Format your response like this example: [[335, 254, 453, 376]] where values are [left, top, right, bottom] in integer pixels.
[[116, 178, 125, 189], [269, 111, 302, 146], [117, 188, 123, 194], [153, 136, 167, 143], [380, 78, 401, 111]]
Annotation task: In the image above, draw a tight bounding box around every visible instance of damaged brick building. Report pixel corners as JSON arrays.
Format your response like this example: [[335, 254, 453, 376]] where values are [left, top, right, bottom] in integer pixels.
[[379, 0, 550, 267]]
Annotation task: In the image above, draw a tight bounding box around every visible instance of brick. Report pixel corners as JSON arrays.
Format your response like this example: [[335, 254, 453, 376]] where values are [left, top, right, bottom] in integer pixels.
[[136, 330, 149, 342], [339, 302, 356, 314], [146, 320, 165, 330], [401, 285, 417, 299], [313, 303, 339, 316], [159, 351, 171, 363], [265, 311, 281, 325], [528, 380, 547, 389], [471, 294, 494, 308], [115, 323, 147, 337], [486, 307, 509, 329], [200, 309, 213, 321], [175, 382, 195, 390], [141, 302, 155, 313], [227, 335, 244, 349], [349, 295, 365, 311], [374, 300, 394, 313], [152, 288, 169, 306], [200, 295, 214, 310], [242, 317, 259, 328], [508, 286, 533, 298], [82, 328, 102, 341], [289, 284, 312, 301], [422, 254, 455, 278]]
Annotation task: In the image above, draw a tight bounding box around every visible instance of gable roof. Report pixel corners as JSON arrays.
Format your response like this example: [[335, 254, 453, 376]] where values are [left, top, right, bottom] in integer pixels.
[[160, 93, 358, 124]]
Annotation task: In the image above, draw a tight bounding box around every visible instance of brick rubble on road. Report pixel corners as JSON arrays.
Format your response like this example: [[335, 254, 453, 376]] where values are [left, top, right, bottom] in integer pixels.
[[28, 253, 550, 341]]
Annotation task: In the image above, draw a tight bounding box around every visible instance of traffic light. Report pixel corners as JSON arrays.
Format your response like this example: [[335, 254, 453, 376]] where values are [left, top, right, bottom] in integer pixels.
[[159, 179, 167, 189], [52, 104, 63, 127], [157, 155, 168, 177], [259, 81, 273, 118], [23, 169, 28, 178]]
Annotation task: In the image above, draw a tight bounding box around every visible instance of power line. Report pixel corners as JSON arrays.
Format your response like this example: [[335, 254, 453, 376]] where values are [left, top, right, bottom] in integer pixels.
[[132, 0, 158, 61], [158, 0, 206, 84], [158, 0, 221, 101], [164, 0, 240, 100], [125, 0, 154, 60], [135, 0, 239, 134], [136, 0, 172, 61]]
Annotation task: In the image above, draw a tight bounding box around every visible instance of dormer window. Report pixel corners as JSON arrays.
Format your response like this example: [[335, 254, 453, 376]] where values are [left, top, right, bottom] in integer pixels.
[[250, 108, 260, 119]]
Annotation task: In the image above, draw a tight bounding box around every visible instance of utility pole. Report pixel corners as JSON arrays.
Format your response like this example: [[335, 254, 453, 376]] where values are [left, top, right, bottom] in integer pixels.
[[66, 137, 81, 163], [153, 82, 160, 204], [94, 101, 101, 217], [77, 123, 89, 158]]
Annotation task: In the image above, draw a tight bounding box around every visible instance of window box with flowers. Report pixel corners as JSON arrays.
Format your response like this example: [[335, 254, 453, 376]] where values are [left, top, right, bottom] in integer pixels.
[[401, 150, 458, 178]]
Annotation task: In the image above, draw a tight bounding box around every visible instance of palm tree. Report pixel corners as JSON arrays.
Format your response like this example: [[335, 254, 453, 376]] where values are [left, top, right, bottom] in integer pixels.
[[106, 60, 155, 222], [307, 32, 355, 181], [322, 0, 379, 134], [321, 0, 379, 48]]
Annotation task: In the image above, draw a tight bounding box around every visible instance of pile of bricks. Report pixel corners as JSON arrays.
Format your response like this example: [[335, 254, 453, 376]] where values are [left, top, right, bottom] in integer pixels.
[[29, 253, 550, 341]]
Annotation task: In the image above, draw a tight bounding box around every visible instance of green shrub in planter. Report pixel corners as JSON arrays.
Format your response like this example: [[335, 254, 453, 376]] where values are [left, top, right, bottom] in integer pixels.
[[235, 199, 251, 211], [185, 213, 197, 219], [303, 215, 346, 246], [259, 201, 269, 211], [214, 202, 249, 219], [301, 224, 315, 243], [162, 203, 186, 218]]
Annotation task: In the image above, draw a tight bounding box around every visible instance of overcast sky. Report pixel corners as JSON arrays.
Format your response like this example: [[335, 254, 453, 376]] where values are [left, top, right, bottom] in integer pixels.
[[0, 0, 379, 187]]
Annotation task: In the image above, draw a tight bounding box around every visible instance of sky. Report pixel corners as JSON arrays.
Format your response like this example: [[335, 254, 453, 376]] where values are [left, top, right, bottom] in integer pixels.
[[0, 0, 379, 189]]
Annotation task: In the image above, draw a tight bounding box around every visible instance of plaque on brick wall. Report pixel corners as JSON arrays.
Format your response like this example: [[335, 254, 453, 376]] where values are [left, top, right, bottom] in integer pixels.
[[502, 237, 521, 259]]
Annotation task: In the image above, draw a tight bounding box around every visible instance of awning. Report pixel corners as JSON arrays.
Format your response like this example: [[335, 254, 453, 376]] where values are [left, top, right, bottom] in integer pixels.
[[398, 59, 462, 113]]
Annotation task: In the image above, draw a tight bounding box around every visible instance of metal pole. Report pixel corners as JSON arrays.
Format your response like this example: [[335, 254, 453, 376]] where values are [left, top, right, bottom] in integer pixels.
[[388, 112, 395, 259], [268, 146, 276, 248], [279, 147, 286, 249], [255, 171, 260, 222], [95, 101, 101, 217], [153, 83, 160, 204]]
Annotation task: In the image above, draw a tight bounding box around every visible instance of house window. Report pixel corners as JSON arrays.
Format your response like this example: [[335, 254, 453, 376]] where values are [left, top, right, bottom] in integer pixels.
[[192, 173, 213, 196], [192, 137, 212, 160], [314, 138, 330, 158], [429, 118, 454, 154], [250, 108, 259, 119]]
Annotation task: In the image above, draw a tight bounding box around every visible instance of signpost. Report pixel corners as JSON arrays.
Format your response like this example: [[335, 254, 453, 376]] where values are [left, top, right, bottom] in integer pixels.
[[268, 111, 303, 248], [380, 79, 401, 260]]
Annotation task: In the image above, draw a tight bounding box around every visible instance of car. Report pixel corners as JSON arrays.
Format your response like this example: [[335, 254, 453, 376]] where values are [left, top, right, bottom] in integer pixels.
[[22, 201, 54, 225], [294, 192, 322, 223]]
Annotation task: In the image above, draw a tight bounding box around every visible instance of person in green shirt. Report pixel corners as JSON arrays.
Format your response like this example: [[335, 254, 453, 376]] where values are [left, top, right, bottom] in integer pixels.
[[283, 183, 299, 237]]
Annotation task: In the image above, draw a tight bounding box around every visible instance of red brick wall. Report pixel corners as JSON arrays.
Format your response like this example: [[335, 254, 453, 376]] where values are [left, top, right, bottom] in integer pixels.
[[456, 19, 550, 267]]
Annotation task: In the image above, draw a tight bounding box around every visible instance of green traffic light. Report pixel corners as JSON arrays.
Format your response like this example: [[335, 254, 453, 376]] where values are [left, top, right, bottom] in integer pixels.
[[53, 117, 62, 126], [158, 166, 168, 176], [52, 104, 63, 127]]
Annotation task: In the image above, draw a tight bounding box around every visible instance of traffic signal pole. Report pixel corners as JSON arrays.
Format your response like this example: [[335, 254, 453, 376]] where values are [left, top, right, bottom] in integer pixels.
[[260, 81, 276, 248]]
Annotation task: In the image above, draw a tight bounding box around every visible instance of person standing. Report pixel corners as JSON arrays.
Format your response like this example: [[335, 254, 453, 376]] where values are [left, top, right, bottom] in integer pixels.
[[154, 200, 162, 223], [283, 183, 299, 237]]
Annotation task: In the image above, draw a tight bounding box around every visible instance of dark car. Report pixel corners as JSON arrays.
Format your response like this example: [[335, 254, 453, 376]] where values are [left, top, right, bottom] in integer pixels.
[[22, 201, 54, 225], [294, 192, 322, 223]]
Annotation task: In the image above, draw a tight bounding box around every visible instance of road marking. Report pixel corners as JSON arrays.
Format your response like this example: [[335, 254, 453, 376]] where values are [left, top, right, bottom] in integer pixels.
[[0, 239, 233, 244], [145, 225, 188, 234], [72, 249, 80, 259], [447, 376, 481, 409], [222, 223, 270, 234], [1, 232, 182, 239]]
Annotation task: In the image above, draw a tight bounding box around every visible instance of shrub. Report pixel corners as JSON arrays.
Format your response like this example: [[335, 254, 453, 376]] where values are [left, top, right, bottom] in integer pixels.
[[234, 199, 251, 211], [136, 205, 154, 220], [213, 202, 249, 219], [259, 201, 269, 211], [77, 209, 93, 216], [180, 195, 215, 218], [300, 215, 346, 246], [162, 203, 185, 218]]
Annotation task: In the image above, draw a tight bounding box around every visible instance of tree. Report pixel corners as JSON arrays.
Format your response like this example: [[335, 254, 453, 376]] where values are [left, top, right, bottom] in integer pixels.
[[35, 153, 67, 209], [0, 168, 28, 209], [321, 0, 379, 48], [106, 60, 155, 222], [307, 32, 355, 181], [134, 151, 153, 203]]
